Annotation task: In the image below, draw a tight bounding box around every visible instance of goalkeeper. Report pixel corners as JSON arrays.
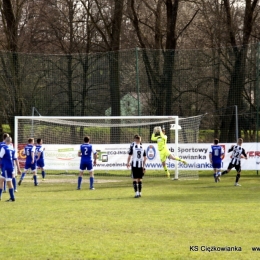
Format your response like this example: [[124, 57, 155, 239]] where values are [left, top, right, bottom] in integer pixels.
[[151, 126, 187, 178]]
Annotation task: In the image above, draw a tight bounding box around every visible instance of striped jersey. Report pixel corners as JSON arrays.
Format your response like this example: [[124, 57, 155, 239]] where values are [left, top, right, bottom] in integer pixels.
[[228, 145, 247, 165], [128, 142, 146, 168]]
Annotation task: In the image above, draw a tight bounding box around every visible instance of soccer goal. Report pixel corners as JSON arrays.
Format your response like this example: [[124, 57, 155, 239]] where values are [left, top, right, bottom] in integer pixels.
[[14, 115, 203, 179]]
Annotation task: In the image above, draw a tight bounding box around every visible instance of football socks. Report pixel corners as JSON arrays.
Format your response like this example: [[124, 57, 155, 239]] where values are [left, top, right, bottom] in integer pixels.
[[33, 175, 38, 185], [77, 176, 82, 189], [90, 176, 94, 189], [133, 181, 137, 192], [12, 177, 17, 191], [21, 172, 26, 180], [138, 181, 142, 192], [9, 188, 15, 201]]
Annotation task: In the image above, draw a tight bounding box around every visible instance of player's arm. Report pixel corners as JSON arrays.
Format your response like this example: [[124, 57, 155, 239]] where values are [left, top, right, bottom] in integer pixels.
[[228, 145, 234, 153], [242, 149, 248, 159], [14, 159, 22, 174], [78, 145, 82, 157], [143, 150, 147, 174], [36, 151, 41, 161], [31, 151, 35, 163], [127, 143, 133, 168], [126, 154, 132, 168], [221, 147, 225, 159], [37, 147, 44, 160], [159, 131, 167, 140], [151, 133, 160, 141], [151, 126, 161, 141], [209, 152, 212, 163], [0, 147, 5, 158], [31, 146, 36, 163], [93, 149, 97, 166]]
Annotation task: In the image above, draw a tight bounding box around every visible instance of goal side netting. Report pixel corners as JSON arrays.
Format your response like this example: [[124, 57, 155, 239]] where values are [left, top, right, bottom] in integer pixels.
[[15, 115, 203, 179]]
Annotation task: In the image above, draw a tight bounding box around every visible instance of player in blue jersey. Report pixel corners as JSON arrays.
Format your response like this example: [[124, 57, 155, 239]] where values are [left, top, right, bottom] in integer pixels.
[[18, 138, 38, 186], [36, 138, 46, 180], [209, 138, 224, 183], [0, 137, 21, 201], [0, 133, 9, 192], [77, 136, 97, 190]]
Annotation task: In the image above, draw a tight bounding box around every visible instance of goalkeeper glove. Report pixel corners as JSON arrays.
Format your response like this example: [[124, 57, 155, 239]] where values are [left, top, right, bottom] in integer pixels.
[[180, 159, 188, 165]]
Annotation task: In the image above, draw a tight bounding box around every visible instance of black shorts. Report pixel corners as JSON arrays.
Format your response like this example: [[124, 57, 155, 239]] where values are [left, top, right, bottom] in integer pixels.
[[227, 162, 241, 173], [131, 167, 144, 179]]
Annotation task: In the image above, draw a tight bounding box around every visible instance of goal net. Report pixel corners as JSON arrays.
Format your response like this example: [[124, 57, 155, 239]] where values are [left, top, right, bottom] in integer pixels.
[[15, 115, 203, 179]]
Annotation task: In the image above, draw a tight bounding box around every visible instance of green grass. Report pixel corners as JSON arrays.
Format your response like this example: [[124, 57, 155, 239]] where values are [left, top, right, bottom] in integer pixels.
[[1, 171, 260, 259]]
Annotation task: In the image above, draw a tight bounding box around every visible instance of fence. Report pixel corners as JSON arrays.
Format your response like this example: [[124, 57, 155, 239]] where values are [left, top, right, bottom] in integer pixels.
[[0, 43, 260, 143]]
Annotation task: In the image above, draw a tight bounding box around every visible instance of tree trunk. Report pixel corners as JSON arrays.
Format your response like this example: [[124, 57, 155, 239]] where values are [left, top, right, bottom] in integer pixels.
[[109, 0, 124, 143], [220, 48, 246, 142], [164, 0, 179, 116]]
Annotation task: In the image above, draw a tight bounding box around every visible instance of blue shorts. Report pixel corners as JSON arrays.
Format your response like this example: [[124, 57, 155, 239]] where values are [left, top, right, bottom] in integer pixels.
[[1, 167, 13, 181], [25, 161, 37, 171], [212, 161, 221, 169], [37, 159, 45, 168], [80, 161, 93, 171]]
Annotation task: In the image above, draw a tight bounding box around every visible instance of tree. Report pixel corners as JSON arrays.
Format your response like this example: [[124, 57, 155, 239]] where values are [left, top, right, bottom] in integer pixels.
[[0, 0, 28, 139], [129, 0, 198, 116], [219, 0, 259, 142]]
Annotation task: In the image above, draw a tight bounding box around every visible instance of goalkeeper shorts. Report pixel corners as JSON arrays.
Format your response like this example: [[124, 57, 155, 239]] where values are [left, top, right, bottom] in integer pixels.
[[159, 149, 171, 163]]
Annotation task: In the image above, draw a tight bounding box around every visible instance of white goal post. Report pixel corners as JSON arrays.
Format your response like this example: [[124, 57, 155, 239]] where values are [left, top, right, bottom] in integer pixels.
[[14, 115, 203, 179]]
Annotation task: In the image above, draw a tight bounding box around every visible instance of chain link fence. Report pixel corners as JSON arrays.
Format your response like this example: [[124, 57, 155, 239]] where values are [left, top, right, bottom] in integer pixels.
[[0, 43, 259, 142]]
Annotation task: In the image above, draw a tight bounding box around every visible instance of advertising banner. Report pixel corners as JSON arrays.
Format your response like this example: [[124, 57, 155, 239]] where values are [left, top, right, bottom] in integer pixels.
[[16, 143, 260, 171]]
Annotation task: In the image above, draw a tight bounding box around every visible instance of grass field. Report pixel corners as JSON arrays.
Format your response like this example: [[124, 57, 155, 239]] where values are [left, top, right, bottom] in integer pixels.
[[1, 171, 260, 260]]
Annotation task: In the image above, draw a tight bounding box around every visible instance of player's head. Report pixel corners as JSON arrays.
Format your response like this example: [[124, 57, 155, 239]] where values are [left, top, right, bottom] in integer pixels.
[[3, 133, 9, 141], [28, 138, 34, 144], [37, 138, 43, 144], [162, 126, 165, 132], [237, 138, 243, 145], [214, 138, 219, 145], [84, 136, 90, 143], [134, 134, 141, 143], [5, 136, 12, 144]]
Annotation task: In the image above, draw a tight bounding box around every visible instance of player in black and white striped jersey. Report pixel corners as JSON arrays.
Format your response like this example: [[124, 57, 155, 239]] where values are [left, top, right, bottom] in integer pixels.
[[127, 135, 147, 198], [222, 138, 248, 186]]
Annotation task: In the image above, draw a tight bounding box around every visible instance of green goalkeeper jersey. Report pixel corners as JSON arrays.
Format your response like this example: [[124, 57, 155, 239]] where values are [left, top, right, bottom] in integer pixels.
[[151, 132, 168, 152]]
